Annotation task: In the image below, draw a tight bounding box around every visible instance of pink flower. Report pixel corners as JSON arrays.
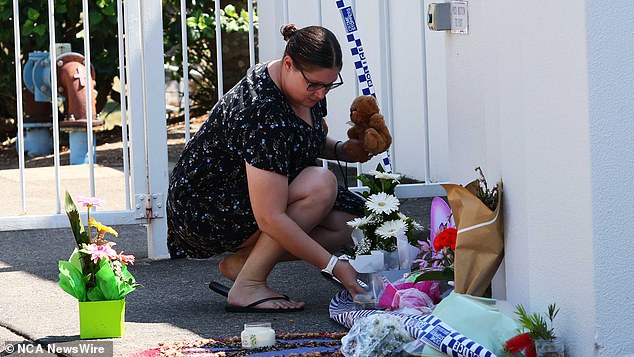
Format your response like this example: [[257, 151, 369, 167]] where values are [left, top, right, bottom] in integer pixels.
[[418, 240, 431, 253], [116, 252, 136, 265], [75, 195, 105, 208], [86, 242, 117, 263]]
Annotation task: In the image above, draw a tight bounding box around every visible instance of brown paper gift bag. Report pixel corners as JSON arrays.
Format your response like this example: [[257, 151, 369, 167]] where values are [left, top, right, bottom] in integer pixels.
[[441, 181, 504, 296]]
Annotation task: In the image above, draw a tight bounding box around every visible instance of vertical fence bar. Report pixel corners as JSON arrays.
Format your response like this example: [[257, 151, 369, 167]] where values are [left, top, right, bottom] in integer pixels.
[[12, 0, 26, 213], [215, 0, 224, 99], [283, 0, 289, 24], [180, 0, 191, 141], [248, 0, 256, 68], [419, 1, 431, 183], [123, 0, 149, 218], [116, 0, 131, 210], [81, 0, 96, 196], [47, 0, 62, 213], [318, 0, 328, 169], [136, 0, 151, 196], [379, 0, 395, 172]]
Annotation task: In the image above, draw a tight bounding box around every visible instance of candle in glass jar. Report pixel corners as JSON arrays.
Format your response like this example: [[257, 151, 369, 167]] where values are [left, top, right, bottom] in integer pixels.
[[241, 322, 276, 348]]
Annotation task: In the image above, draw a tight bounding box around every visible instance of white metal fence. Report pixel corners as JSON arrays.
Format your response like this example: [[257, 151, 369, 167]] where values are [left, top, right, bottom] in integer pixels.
[[1, 0, 447, 259]]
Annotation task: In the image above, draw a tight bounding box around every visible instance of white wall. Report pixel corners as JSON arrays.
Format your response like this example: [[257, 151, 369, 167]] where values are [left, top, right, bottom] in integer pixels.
[[440, 0, 634, 354], [586, 1, 634, 355], [258, 0, 449, 181], [260, 0, 634, 354]]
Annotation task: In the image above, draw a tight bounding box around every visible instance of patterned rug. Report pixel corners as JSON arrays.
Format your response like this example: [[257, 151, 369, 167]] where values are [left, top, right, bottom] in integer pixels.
[[133, 332, 346, 357]]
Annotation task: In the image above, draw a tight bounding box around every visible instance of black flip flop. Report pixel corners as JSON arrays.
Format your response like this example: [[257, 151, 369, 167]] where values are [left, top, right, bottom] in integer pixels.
[[209, 281, 231, 297], [225, 295, 304, 313]]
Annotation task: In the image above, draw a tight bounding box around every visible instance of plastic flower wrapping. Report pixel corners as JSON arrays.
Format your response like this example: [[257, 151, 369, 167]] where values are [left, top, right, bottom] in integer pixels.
[[341, 314, 414, 357], [411, 197, 456, 283], [57, 192, 140, 301], [346, 164, 423, 256]]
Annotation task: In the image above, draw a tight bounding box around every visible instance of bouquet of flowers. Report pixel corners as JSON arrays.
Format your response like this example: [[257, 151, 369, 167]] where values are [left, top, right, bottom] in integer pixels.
[[346, 164, 422, 256], [57, 192, 139, 301], [414, 223, 456, 282], [441, 167, 503, 296]]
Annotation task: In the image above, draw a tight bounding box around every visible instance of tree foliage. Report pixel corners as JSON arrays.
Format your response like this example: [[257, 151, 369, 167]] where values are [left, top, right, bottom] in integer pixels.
[[163, 0, 258, 116], [0, 0, 257, 138], [0, 0, 121, 121]]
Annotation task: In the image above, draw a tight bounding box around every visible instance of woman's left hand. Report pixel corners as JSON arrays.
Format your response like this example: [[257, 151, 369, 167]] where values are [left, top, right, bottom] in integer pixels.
[[333, 260, 367, 298]]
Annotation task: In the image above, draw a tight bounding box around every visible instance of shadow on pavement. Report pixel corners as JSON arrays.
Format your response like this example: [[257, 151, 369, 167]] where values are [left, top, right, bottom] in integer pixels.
[[0, 197, 435, 355]]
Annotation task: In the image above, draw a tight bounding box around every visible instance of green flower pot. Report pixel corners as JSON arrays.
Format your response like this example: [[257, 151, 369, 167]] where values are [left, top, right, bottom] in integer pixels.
[[79, 299, 125, 339]]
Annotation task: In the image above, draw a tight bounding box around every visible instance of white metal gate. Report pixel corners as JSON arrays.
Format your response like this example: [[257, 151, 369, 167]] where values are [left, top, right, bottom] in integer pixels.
[[1, 0, 169, 259], [2, 0, 447, 260]]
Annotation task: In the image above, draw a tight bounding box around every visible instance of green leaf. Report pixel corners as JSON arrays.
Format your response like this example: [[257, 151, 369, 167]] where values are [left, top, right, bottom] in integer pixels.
[[87, 285, 106, 301], [33, 24, 46, 37], [22, 19, 34, 35], [69, 248, 83, 272], [186, 16, 197, 28], [224, 5, 237, 18], [26, 7, 40, 21], [94, 258, 120, 300], [56, 4, 67, 14], [65, 191, 89, 246], [117, 265, 139, 298], [58, 260, 87, 301], [102, 4, 116, 17], [412, 268, 454, 282], [89, 11, 103, 25]]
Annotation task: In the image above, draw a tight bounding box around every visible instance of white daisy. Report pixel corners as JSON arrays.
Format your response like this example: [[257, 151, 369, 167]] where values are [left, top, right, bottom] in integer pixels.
[[375, 219, 408, 239], [368, 170, 401, 183], [365, 192, 400, 215], [347, 216, 372, 229], [398, 212, 424, 231]]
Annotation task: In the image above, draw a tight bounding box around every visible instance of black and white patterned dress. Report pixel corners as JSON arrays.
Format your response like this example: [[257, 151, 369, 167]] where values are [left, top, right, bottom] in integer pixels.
[[167, 63, 363, 258]]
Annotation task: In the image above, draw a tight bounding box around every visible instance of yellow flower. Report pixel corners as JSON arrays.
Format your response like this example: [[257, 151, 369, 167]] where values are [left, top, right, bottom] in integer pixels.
[[89, 217, 119, 237]]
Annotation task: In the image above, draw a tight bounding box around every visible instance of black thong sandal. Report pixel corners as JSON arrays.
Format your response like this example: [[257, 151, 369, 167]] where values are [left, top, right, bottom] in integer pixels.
[[225, 295, 304, 313], [209, 281, 231, 297]]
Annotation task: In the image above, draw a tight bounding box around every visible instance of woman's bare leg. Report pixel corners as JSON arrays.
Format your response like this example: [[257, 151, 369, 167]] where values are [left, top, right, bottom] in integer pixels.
[[226, 167, 338, 309], [219, 210, 355, 281]]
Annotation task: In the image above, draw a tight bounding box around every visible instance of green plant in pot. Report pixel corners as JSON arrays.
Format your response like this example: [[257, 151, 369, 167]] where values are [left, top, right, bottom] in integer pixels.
[[504, 303, 564, 357], [57, 191, 140, 339]]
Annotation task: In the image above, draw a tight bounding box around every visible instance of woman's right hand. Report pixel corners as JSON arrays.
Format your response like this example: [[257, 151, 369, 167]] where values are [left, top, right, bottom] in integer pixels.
[[342, 139, 372, 163], [333, 260, 367, 298]]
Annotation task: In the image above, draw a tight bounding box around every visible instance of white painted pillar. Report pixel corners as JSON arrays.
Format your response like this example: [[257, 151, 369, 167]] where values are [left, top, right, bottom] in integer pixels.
[[124, 0, 169, 260], [586, 1, 634, 355]]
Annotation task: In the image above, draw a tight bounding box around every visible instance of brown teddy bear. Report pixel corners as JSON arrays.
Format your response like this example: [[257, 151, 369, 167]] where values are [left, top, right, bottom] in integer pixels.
[[345, 95, 392, 158]]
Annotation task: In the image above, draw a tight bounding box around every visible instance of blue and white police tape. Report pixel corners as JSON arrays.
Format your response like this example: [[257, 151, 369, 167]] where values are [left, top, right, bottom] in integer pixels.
[[329, 290, 496, 357], [335, 0, 393, 173]]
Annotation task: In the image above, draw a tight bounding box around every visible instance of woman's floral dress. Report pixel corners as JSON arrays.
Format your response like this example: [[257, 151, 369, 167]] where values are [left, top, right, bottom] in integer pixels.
[[167, 63, 363, 258]]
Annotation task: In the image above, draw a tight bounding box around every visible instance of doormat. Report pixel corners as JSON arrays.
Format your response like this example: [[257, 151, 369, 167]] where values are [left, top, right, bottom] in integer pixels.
[[133, 332, 346, 357]]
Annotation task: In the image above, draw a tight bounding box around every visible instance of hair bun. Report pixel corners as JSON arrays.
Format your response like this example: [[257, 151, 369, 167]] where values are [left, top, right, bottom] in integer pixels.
[[280, 23, 298, 41]]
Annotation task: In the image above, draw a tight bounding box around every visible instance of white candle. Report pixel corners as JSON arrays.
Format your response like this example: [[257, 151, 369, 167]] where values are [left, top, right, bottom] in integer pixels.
[[241, 322, 276, 348]]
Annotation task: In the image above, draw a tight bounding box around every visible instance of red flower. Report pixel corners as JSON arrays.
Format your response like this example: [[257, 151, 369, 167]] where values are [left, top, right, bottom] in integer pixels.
[[433, 228, 457, 251], [504, 333, 536, 357]]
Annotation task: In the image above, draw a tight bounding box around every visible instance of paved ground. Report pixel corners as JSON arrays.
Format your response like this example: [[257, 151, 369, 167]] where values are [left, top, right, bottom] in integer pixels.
[[0, 163, 434, 356]]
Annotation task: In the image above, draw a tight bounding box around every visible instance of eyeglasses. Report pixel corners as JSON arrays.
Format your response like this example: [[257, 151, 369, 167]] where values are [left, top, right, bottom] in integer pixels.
[[298, 68, 344, 92]]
